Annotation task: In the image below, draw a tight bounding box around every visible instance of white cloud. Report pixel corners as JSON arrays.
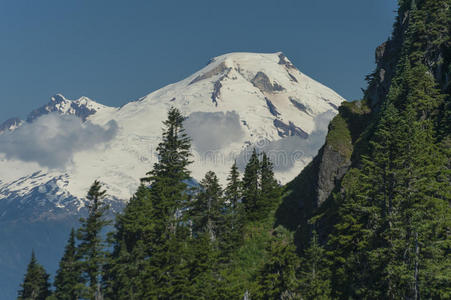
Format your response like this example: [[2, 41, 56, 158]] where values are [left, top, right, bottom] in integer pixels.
[[236, 110, 336, 172], [184, 111, 244, 153], [0, 113, 118, 169]]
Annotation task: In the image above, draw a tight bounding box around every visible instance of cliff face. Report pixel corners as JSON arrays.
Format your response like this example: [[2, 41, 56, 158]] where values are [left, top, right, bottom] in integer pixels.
[[278, 1, 451, 245]]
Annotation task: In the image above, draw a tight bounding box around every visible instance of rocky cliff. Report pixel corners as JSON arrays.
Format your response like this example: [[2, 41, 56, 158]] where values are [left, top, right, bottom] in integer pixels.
[[278, 0, 451, 246]]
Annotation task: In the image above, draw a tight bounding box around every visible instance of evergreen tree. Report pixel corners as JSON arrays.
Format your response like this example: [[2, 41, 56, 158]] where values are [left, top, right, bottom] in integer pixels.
[[77, 180, 111, 299], [222, 162, 244, 255], [328, 100, 451, 298], [183, 233, 219, 299], [54, 229, 83, 300], [258, 152, 282, 219], [254, 228, 301, 299], [140, 108, 191, 298], [18, 251, 52, 300], [104, 185, 151, 299], [142, 107, 192, 228], [190, 171, 224, 241], [242, 149, 260, 221], [377, 109, 451, 299], [298, 231, 331, 300], [225, 161, 241, 211]]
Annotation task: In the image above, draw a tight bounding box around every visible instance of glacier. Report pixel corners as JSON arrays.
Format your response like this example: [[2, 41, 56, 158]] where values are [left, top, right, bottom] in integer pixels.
[[0, 52, 345, 298]]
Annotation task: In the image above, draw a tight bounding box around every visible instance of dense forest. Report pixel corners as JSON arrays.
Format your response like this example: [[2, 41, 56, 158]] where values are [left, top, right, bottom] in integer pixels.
[[17, 0, 450, 299]]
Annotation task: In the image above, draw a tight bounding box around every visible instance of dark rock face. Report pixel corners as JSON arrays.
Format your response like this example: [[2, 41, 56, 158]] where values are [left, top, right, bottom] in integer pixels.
[[316, 144, 351, 207], [189, 62, 230, 85], [265, 98, 281, 117], [288, 72, 298, 82], [289, 97, 310, 115], [251, 71, 285, 93], [273, 119, 308, 139], [26, 94, 97, 123], [278, 53, 296, 69], [210, 68, 233, 105], [365, 38, 400, 108], [0, 117, 22, 133], [211, 80, 222, 106]]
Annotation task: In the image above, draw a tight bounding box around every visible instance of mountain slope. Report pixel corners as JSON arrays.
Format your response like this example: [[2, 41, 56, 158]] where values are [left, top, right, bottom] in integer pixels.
[[0, 52, 344, 205], [277, 2, 451, 297], [0, 52, 345, 299]]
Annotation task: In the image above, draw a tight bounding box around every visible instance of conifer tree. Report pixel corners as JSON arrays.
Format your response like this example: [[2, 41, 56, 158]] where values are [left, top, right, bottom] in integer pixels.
[[105, 184, 151, 299], [242, 149, 260, 221], [225, 161, 241, 211], [54, 229, 83, 300], [18, 251, 52, 300], [259, 152, 282, 219], [298, 231, 331, 300], [77, 180, 111, 299], [135, 107, 193, 298], [254, 228, 301, 299], [190, 171, 224, 241], [222, 162, 244, 255], [183, 233, 218, 299]]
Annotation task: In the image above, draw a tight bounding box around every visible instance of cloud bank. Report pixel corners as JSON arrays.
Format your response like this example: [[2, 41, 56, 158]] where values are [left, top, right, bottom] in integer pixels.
[[236, 110, 336, 172], [0, 113, 118, 168], [184, 111, 244, 153]]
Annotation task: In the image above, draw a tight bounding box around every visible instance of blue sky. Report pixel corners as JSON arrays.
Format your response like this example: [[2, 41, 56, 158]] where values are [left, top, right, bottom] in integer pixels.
[[0, 0, 397, 122]]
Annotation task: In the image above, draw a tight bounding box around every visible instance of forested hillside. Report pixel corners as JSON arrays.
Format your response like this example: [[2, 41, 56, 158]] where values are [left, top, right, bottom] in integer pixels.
[[17, 1, 450, 299], [278, 0, 451, 298]]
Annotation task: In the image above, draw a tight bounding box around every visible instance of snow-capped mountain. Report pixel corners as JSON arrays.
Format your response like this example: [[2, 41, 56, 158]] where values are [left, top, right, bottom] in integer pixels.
[[26, 93, 112, 122], [0, 52, 345, 298], [0, 52, 344, 208]]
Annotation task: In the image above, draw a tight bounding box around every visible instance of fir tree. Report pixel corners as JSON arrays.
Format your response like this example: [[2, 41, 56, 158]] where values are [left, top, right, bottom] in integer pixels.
[[18, 251, 52, 300], [254, 228, 301, 299], [183, 233, 219, 299], [242, 148, 260, 221], [104, 184, 151, 299], [258, 152, 282, 219], [130, 107, 193, 298], [222, 162, 244, 255], [54, 229, 83, 300], [190, 171, 224, 241], [142, 107, 192, 225], [225, 161, 241, 211], [77, 180, 111, 299], [298, 231, 331, 300]]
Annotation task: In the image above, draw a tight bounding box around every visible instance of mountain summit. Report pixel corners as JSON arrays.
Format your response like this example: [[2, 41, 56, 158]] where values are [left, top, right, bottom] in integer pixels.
[[0, 52, 345, 299], [0, 52, 344, 205]]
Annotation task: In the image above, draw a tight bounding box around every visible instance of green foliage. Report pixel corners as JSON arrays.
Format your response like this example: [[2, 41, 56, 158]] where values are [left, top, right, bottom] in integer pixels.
[[325, 114, 353, 160], [76, 180, 111, 299], [104, 184, 152, 299], [221, 162, 245, 256], [259, 153, 283, 218], [18, 251, 52, 300], [25, 2, 451, 293], [190, 171, 224, 241], [298, 231, 332, 299], [254, 227, 301, 299], [54, 229, 83, 300], [242, 149, 282, 222], [242, 148, 261, 221]]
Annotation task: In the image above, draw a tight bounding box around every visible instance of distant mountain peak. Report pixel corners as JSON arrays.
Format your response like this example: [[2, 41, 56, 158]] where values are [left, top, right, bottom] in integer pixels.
[[26, 94, 110, 123], [1, 51, 345, 210], [0, 117, 23, 134]]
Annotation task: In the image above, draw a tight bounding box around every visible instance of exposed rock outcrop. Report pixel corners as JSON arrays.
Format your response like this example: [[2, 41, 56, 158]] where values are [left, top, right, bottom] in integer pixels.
[[189, 62, 231, 85], [289, 97, 311, 115], [273, 119, 308, 139], [251, 71, 285, 93], [265, 98, 281, 117], [0, 117, 23, 134]]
